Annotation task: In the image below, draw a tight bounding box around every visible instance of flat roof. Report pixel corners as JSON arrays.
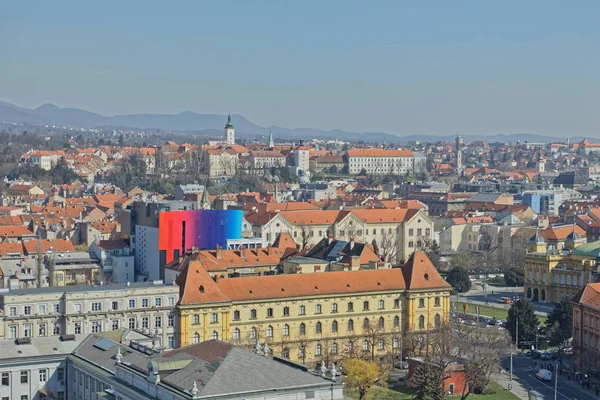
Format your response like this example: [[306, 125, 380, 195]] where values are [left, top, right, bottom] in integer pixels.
[[3, 280, 177, 296]]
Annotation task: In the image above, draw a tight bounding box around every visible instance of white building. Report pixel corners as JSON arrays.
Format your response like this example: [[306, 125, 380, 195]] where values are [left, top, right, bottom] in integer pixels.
[[0, 335, 82, 400], [250, 150, 286, 170], [0, 281, 180, 348], [294, 148, 310, 175], [347, 149, 415, 175]]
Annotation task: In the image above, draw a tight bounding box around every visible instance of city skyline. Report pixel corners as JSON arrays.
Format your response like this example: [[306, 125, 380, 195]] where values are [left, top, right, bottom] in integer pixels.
[[2, 1, 599, 136]]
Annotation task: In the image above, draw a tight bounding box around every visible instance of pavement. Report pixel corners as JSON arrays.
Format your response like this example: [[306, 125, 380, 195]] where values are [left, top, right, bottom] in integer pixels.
[[495, 352, 600, 400], [459, 283, 553, 315]]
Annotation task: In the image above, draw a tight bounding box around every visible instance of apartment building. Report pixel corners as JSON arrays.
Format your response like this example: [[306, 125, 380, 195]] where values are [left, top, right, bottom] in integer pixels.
[[175, 251, 451, 366], [0, 335, 82, 400], [346, 149, 414, 175], [572, 282, 600, 372], [0, 281, 180, 349]]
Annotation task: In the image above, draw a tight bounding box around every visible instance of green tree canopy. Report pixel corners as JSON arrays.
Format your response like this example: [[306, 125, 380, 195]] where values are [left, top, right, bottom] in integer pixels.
[[445, 266, 472, 293], [413, 357, 445, 400], [545, 298, 573, 347], [506, 299, 539, 343], [504, 266, 524, 287]]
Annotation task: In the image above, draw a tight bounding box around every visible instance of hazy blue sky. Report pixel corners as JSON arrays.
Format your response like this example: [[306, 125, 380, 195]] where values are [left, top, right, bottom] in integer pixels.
[[1, 1, 599, 136]]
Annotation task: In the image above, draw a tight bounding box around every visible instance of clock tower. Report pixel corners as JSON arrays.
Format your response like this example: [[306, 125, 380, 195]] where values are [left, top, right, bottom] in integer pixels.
[[225, 113, 235, 145]]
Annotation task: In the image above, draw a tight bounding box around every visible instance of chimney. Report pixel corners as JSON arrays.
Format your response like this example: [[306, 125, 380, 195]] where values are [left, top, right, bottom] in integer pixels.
[[350, 255, 360, 269], [349, 237, 355, 251], [240, 246, 247, 259], [216, 245, 223, 260], [328, 233, 334, 245]]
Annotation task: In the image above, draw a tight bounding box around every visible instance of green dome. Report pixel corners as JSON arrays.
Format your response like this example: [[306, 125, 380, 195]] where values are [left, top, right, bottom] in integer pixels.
[[573, 240, 600, 257]]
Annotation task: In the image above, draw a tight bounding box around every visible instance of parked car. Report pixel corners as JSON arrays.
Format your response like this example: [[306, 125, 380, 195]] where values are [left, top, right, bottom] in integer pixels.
[[528, 350, 542, 358]]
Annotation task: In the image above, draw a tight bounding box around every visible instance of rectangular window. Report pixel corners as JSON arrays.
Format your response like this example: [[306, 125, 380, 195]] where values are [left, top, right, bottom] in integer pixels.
[[112, 320, 119, 330], [1, 372, 8, 386], [53, 304, 60, 313], [168, 297, 175, 306], [92, 321, 102, 333], [168, 335, 174, 349], [409, 229, 414, 236], [419, 298, 425, 308], [129, 318, 136, 329], [91, 302, 101, 312], [9, 326, 17, 339], [155, 297, 162, 307], [38, 304, 46, 315], [129, 299, 135, 308], [111, 301, 118, 311], [39, 323, 47, 336], [24, 305, 32, 315], [39, 369, 47, 382], [20, 371, 28, 384], [57, 367, 64, 382], [74, 303, 82, 313], [23, 324, 32, 337], [155, 316, 162, 328], [74, 322, 82, 334], [299, 305, 306, 315], [168, 314, 174, 327], [142, 298, 149, 308], [435, 297, 441, 307], [142, 317, 149, 329], [9, 306, 17, 317]]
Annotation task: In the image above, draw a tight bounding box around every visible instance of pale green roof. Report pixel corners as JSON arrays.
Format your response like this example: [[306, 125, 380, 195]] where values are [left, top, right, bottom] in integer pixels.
[[573, 240, 600, 257]]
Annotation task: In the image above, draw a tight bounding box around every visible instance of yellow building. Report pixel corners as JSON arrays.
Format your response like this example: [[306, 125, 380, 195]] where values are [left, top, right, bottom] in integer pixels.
[[524, 232, 599, 302], [175, 251, 451, 365]]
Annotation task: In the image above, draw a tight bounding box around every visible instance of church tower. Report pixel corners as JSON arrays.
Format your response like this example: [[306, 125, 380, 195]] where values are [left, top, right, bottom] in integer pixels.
[[455, 135, 463, 172], [225, 113, 235, 145], [268, 130, 274, 149]]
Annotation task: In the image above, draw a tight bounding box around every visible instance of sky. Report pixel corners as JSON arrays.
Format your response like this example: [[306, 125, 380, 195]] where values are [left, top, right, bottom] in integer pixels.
[[1, 1, 599, 136]]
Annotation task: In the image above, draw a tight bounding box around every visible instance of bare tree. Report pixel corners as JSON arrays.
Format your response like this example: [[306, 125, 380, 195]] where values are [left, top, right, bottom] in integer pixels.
[[298, 225, 311, 250], [374, 236, 398, 264], [34, 239, 45, 288]]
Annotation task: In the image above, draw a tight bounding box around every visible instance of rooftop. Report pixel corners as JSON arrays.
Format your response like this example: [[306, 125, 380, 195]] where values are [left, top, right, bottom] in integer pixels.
[[2, 280, 175, 296]]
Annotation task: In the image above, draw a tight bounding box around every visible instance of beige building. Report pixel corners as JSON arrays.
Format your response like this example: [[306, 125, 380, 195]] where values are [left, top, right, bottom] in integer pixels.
[[0, 280, 180, 348], [204, 148, 238, 177], [29, 151, 62, 170]]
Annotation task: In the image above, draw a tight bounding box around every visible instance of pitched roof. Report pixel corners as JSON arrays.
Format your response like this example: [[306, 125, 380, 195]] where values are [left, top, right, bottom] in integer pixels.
[[271, 232, 297, 249], [401, 251, 451, 290], [0, 242, 24, 257], [96, 239, 130, 251], [350, 208, 420, 224], [540, 225, 586, 241], [22, 239, 76, 254], [279, 210, 342, 225], [572, 283, 600, 308], [0, 225, 34, 238]]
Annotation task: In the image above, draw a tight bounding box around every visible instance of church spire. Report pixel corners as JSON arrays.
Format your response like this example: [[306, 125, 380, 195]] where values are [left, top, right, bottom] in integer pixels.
[[268, 130, 274, 149], [226, 112, 233, 128]]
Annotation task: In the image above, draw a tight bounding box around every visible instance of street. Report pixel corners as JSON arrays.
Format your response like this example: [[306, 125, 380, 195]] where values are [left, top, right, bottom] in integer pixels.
[[462, 282, 554, 315], [500, 352, 598, 400]]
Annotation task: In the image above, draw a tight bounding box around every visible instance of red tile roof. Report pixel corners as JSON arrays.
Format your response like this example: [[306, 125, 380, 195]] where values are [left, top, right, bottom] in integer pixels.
[[402, 251, 450, 290]]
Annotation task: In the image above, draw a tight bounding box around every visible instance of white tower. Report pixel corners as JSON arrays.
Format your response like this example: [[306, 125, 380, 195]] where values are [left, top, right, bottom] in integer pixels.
[[225, 113, 235, 145]]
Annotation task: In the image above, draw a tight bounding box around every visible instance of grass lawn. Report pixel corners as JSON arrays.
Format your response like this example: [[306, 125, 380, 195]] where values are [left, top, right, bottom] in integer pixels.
[[457, 301, 547, 325], [346, 382, 520, 399]]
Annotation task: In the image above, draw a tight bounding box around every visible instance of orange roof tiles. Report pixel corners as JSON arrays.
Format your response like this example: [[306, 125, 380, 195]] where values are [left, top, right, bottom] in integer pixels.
[[350, 208, 419, 224], [22, 239, 76, 254], [402, 251, 450, 290], [0, 242, 24, 256], [279, 210, 342, 225], [0, 226, 34, 238], [540, 225, 586, 241]]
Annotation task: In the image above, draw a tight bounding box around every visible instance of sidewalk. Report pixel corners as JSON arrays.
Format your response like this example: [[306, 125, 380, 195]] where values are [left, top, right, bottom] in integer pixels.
[[491, 371, 529, 399]]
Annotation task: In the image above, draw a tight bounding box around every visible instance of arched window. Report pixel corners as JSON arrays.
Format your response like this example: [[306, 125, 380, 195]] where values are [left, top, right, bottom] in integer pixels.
[[363, 318, 370, 330], [192, 333, 200, 344], [419, 315, 425, 329], [394, 316, 400, 327], [211, 331, 218, 340], [250, 327, 257, 339], [299, 323, 306, 335], [233, 328, 240, 340], [332, 320, 338, 333], [283, 306, 290, 316], [199, 285, 204, 293], [267, 325, 273, 337], [316, 321, 322, 334], [378, 317, 385, 328], [435, 314, 441, 328], [316, 304, 322, 314], [283, 324, 289, 336], [347, 302, 354, 312], [267, 307, 273, 317], [363, 301, 370, 311], [332, 303, 338, 312], [315, 343, 322, 355], [348, 319, 354, 331], [378, 300, 384, 309], [282, 347, 290, 358]]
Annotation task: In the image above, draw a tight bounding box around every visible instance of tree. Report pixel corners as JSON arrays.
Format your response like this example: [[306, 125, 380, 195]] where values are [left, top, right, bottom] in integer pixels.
[[506, 299, 539, 343], [451, 252, 473, 271], [504, 266, 524, 286], [445, 266, 471, 293], [340, 358, 386, 400], [423, 239, 440, 268], [413, 357, 444, 400], [358, 167, 367, 176], [545, 298, 573, 347]]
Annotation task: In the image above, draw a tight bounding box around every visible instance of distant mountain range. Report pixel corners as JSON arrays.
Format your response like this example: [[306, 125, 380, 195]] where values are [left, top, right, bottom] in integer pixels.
[[0, 100, 585, 144]]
